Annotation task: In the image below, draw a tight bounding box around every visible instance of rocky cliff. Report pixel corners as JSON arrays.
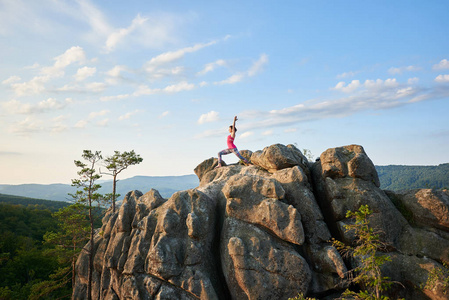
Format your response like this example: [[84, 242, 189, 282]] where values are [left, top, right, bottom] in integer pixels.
[[73, 144, 449, 300]]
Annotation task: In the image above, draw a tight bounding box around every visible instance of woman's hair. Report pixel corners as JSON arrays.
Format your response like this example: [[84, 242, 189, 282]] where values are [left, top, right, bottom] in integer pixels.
[[229, 125, 237, 132]]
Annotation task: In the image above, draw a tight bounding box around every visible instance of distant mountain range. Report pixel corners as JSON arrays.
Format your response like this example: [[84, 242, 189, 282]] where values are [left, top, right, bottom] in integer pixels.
[[0, 175, 199, 202], [0, 164, 447, 202]]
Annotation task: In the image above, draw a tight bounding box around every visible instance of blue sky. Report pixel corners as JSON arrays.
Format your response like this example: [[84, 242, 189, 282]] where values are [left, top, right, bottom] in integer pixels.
[[1, 0, 448, 184]]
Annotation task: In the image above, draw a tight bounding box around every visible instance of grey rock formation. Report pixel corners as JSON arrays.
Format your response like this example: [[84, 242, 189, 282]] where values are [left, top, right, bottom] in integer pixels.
[[73, 144, 449, 300]]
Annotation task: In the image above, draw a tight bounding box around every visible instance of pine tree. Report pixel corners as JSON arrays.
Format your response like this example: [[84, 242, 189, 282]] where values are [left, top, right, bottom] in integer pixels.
[[70, 150, 103, 300], [102, 150, 143, 213]]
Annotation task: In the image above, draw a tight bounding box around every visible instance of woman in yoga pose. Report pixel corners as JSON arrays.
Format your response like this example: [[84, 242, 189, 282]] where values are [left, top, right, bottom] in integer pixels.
[[216, 116, 251, 168]]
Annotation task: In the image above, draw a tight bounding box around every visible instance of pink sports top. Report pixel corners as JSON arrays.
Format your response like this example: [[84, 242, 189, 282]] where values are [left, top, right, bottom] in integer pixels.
[[227, 135, 236, 149]]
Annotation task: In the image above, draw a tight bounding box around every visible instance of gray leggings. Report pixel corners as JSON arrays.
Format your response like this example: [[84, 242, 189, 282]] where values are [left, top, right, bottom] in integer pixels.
[[218, 148, 249, 164]]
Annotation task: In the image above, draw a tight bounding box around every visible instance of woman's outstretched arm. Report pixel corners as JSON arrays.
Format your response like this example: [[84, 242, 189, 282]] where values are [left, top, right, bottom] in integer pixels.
[[231, 116, 237, 138]]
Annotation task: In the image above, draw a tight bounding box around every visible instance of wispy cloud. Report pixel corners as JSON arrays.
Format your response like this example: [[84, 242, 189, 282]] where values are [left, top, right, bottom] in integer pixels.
[[2, 98, 72, 115], [105, 14, 148, 53], [240, 131, 254, 139], [333, 78, 398, 93], [9, 117, 43, 136], [119, 109, 143, 121], [337, 71, 358, 79], [197, 59, 227, 76], [196, 76, 449, 139], [159, 111, 170, 118], [2, 76, 21, 85], [6, 46, 87, 96], [388, 65, 420, 75], [214, 53, 268, 85], [247, 53, 268, 77], [144, 40, 218, 73], [75, 109, 110, 128], [133, 81, 195, 96]]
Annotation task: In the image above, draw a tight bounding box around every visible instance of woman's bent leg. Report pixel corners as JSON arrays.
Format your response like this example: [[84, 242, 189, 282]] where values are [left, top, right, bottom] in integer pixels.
[[218, 148, 233, 164], [232, 148, 249, 163]]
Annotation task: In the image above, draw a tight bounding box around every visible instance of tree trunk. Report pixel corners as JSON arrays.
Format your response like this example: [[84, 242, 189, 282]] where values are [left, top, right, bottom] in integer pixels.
[[72, 242, 76, 289], [112, 174, 117, 213], [87, 203, 94, 300]]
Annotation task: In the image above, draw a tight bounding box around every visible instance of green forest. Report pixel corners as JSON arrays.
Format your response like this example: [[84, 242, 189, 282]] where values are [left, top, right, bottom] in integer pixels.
[[376, 163, 449, 191], [0, 200, 102, 299]]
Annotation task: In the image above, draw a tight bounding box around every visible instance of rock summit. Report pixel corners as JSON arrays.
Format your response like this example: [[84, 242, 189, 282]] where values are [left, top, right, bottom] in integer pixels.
[[73, 144, 449, 299]]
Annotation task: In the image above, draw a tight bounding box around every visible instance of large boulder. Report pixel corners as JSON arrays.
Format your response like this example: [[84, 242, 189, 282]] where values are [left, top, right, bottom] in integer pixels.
[[251, 143, 309, 173], [388, 189, 449, 232]]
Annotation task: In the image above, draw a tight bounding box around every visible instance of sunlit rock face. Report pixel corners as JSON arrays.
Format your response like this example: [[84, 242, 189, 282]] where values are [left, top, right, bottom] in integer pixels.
[[73, 144, 449, 300]]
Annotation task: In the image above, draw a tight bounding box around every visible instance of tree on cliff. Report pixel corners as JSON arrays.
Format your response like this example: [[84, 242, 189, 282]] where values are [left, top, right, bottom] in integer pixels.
[[30, 203, 90, 299], [70, 150, 104, 300], [102, 150, 143, 213], [332, 205, 393, 299]]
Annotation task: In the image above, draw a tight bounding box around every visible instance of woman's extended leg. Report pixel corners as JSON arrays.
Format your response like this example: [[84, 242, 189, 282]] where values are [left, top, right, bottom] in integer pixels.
[[231, 148, 250, 164]]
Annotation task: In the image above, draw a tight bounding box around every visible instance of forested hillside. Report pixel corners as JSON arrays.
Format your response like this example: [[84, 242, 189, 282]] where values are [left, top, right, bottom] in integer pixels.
[[0, 194, 69, 211], [0, 200, 100, 299], [376, 163, 449, 191]]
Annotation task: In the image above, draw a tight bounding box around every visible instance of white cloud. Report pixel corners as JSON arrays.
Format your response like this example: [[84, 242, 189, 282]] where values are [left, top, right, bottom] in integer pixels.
[[433, 59, 449, 70], [75, 66, 96, 81], [333, 80, 361, 93], [435, 74, 449, 83], [388, 65, 420, 75], [284, 128, 297, 133], [363, 78, 398, 89], [197, 59, 226, 76], [41, 46, 86, 77], [107, 65, 126, 78], [198, 111, 220, 124], [105, 14, 148, 52]]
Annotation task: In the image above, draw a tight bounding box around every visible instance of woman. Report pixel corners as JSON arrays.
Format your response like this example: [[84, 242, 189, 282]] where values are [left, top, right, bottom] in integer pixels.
[[216, 116, 251, 168]]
